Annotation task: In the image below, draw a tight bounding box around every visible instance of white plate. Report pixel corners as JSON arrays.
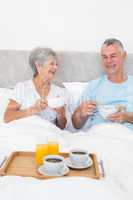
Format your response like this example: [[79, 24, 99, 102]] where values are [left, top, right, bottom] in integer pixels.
[[38, 165, 69, 177], [65, 157, 93, 169]]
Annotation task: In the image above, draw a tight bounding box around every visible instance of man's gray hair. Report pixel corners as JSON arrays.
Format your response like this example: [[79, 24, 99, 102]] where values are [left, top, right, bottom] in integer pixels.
[[29, 47, 57, 77], [102, 38, 124, 53]]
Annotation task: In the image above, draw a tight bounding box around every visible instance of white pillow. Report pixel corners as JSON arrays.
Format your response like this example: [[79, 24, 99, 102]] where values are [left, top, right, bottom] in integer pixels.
[[63, 82, 88, 132], [63, 82, 88, 109], [0, 88, 13, 122]]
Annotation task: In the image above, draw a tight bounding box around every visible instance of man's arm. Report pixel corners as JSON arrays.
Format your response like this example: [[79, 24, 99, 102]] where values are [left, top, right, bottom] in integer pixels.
[[107, 111, 133, 124], [72, 101, 97, 129], [125, 112, 133, 123]]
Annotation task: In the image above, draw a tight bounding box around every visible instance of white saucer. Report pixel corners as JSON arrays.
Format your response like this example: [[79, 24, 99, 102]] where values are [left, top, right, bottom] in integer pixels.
[[38, 165, 69, 177], [65, 157, 93, 169]]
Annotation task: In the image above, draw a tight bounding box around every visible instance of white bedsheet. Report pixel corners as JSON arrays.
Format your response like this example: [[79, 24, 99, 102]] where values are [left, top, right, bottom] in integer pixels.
[[0, 116, 133, 200]]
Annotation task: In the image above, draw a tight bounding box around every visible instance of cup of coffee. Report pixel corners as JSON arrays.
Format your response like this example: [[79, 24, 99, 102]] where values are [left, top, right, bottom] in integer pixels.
[[69, 149, 90, 166], [43, 155, 65, 174]]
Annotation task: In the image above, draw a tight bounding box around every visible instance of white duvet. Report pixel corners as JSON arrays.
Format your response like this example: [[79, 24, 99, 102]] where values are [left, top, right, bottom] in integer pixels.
[[0, 116, 133, 200]]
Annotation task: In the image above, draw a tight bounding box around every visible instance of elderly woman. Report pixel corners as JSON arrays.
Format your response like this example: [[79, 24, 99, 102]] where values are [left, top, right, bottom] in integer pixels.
[[4, 48, 67, 129]]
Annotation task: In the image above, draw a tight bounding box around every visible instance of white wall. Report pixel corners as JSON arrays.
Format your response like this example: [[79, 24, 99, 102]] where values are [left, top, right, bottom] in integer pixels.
[[0, 0, 133, 52]]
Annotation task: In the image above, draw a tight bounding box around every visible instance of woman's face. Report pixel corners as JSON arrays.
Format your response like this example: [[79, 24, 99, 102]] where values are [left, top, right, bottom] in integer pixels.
[[37, 55, 58, 83]]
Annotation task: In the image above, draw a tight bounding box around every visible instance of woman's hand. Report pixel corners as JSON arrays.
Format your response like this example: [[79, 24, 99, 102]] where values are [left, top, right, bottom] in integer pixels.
[[32, 99, 48, 114]]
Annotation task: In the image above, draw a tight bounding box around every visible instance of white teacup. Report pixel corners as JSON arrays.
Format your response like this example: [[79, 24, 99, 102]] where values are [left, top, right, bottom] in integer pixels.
[[98, 104, 118, 119], [43, 155, 65, 174], [69, 149, 90, 166], [47, 97, 65, 108]]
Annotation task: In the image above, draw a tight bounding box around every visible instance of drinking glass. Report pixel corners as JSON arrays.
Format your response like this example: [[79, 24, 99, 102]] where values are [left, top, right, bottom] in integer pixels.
[[35, 143, 48, 165], [47, 136, 59, 155]]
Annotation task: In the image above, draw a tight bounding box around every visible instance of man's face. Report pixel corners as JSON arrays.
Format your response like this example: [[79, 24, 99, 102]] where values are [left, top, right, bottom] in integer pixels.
[[101, 44, 126, 76]]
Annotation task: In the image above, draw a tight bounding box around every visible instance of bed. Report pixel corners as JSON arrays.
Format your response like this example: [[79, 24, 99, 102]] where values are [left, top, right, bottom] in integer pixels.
[[0, 50, 133, 200]]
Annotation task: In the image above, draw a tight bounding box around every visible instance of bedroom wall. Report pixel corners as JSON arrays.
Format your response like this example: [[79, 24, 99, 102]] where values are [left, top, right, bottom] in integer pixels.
[[0, 0, 133, 52]]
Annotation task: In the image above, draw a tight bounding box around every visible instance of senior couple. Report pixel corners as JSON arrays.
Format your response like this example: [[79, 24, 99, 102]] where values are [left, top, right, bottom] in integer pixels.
[[4, 38, 133, 131]]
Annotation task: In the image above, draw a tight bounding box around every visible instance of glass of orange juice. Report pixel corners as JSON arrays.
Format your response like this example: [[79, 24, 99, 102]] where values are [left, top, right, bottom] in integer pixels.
[[35, 144, 48, 165], [48, 136, 59, 155]]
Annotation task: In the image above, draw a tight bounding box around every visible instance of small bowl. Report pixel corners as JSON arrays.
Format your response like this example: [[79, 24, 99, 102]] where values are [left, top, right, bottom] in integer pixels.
[[98, 104, 118, 119], [48, 97, 65, 108]]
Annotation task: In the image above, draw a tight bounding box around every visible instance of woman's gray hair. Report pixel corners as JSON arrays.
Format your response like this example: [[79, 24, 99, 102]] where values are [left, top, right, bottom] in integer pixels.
[[102, 38, 125, 54], [29, 47, 57, 77]]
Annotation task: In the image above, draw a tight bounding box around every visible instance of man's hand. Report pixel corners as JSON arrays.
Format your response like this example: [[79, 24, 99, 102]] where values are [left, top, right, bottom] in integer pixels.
[[107, 111, 127, 123], [72, 100, 97, 129], [78, 100, 97, 118]]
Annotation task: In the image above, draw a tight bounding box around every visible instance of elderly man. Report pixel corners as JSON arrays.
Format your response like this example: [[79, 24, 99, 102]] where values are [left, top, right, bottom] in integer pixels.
[[72, 38, 133, 130]]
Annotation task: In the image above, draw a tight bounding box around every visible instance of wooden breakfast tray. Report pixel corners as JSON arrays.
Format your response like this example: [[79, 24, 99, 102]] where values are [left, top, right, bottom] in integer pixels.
[[0, 151, 100, 179]]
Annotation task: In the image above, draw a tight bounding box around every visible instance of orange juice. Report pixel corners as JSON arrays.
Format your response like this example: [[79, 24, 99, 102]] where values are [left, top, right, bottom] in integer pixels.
[[35, 144, 48, 165], [48, 142, 59, 155]]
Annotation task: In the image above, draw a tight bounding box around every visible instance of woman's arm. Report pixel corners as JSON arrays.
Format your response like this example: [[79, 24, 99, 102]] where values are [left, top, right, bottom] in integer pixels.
[[72, 106, 88, 129], [55, 107, 67, 129], [4, 99, 47, 123]]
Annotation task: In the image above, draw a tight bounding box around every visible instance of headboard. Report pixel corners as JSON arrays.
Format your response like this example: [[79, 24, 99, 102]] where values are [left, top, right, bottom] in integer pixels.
[[0, 50, 133, 88]]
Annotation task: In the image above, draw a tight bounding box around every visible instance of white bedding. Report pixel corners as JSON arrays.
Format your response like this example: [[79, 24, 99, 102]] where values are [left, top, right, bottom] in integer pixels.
[[0, 116, 133, 200]]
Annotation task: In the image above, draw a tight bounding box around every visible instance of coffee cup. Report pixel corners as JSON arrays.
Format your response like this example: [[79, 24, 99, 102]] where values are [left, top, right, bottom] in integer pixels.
[[69, 149, 90, 166], [47, 97, 65, 108], [43, 155, 65, 174], [98, 104, 118, 119]]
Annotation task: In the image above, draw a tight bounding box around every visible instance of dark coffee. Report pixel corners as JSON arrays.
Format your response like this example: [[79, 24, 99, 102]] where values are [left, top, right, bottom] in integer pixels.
[[72, 151, 86, 155], [46, 158, 62, 163]]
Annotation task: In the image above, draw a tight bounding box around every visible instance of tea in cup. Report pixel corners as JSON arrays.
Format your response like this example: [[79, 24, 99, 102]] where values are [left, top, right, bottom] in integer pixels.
[[43, 155, 65, 174], [69, 149, 90, 166]]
